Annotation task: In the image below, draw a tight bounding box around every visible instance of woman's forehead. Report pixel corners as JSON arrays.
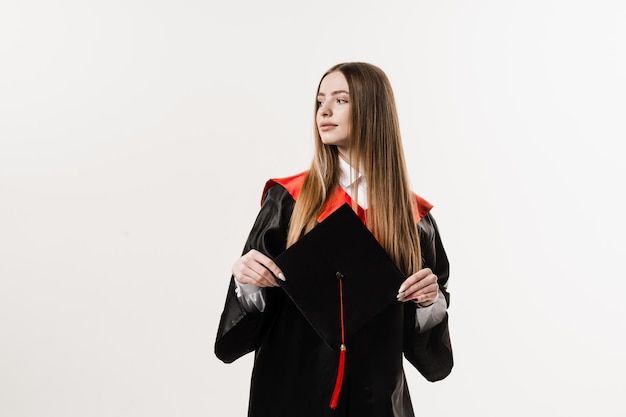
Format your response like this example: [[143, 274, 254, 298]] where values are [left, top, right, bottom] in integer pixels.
[[318, 71, 349, 95]]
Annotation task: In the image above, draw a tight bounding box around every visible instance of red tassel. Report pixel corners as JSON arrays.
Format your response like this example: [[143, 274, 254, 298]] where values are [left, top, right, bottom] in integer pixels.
[[329, 345, 346, 409], [329, 274, 346, 410]]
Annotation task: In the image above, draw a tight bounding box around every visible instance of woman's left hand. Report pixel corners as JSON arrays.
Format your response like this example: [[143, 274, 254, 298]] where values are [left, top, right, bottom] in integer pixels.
[[397, 268, 439, 307]]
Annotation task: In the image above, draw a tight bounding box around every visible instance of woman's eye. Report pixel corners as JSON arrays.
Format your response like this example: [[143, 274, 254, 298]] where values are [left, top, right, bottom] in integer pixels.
[[337, 98, 348, 104], [317, 101, 324, 107]]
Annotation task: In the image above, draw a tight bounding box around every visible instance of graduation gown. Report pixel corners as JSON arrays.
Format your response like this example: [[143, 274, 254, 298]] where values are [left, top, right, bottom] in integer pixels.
[[214, 172, 453, 417]]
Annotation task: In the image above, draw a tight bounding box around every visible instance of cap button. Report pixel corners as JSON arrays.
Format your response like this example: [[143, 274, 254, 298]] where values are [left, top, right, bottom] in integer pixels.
[[336, 271, 344, 279]]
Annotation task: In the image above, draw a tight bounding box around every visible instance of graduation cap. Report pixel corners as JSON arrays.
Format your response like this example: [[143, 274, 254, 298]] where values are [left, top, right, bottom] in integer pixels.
[[273, 203, 407, 409]]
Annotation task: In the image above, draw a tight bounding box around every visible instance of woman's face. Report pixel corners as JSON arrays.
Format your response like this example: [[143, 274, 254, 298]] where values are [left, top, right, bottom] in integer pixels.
[[316, 71, 351, 157]]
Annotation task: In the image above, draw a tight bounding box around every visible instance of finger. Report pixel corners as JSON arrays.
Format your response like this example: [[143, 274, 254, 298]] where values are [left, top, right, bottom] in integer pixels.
[[235, 267, 278, 287], [402, 282, 438, 300], [401, 287, 438, 304], [397, 272, 437, 301], [397, 268, 432, 293], [243, 258, 279, 287], [398, 281, 438, 302], [233, 251, 278, 287], [248, 250, 286, 282], [415, 289, 439, 306]]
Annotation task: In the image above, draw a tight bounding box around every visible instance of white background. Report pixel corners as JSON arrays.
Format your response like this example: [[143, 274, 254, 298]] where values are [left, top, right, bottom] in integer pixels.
[[1, 1, 625, 416]]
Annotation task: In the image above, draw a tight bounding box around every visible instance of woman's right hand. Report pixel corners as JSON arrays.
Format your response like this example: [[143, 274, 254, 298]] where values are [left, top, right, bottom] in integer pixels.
[[232, 249, 286, 287]]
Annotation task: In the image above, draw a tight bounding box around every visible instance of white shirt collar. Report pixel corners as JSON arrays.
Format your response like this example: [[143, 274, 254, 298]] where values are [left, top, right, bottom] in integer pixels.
[[337, 157, 368, 208], [338, 157, 364, 189]]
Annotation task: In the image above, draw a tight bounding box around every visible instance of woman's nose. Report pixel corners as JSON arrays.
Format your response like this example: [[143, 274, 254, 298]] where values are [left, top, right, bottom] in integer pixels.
[[319, 103, 332, 117]]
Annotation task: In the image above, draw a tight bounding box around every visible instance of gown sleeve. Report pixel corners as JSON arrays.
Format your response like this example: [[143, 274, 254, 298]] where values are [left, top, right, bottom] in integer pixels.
[[214, 184, 295, 364], [402, 212, 454, 381]]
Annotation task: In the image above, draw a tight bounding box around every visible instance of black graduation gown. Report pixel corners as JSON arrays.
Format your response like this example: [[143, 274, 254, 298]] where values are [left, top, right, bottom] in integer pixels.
[[214, 181, 453, 417]]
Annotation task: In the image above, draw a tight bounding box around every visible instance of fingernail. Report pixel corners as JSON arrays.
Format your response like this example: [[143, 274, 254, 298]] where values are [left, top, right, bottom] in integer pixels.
[[278, 272, 286, 281], [397, 292, 404, 300], [398, 285, 405, 293]]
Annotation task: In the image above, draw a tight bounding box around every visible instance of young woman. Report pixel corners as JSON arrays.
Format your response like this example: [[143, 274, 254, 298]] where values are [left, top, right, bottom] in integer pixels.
[[215, 62, 453, 417]]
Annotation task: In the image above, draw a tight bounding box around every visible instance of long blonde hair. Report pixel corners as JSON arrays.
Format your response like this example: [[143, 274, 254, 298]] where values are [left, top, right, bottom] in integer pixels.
[[287, 62, 422, 276]]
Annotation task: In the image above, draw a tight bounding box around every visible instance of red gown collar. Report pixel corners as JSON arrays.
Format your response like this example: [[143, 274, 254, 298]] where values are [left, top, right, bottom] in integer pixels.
[[263, 171, 432, 223]]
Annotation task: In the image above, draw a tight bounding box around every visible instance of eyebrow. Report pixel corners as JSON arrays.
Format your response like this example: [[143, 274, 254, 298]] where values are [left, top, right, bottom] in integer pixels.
[[317, 90, 350, 97]]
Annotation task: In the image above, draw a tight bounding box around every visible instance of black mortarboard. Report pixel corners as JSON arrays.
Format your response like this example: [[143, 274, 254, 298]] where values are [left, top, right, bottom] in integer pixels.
[[272, 203, 407, 408], [274, 203, 407, 347]]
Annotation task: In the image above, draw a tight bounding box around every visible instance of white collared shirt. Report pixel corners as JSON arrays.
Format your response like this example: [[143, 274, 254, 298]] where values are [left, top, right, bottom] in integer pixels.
[[337, 156, 368, 209]]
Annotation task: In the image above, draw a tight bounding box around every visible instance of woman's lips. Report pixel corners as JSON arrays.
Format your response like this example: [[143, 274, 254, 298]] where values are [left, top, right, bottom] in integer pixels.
[[319, 124, 337, 132]]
